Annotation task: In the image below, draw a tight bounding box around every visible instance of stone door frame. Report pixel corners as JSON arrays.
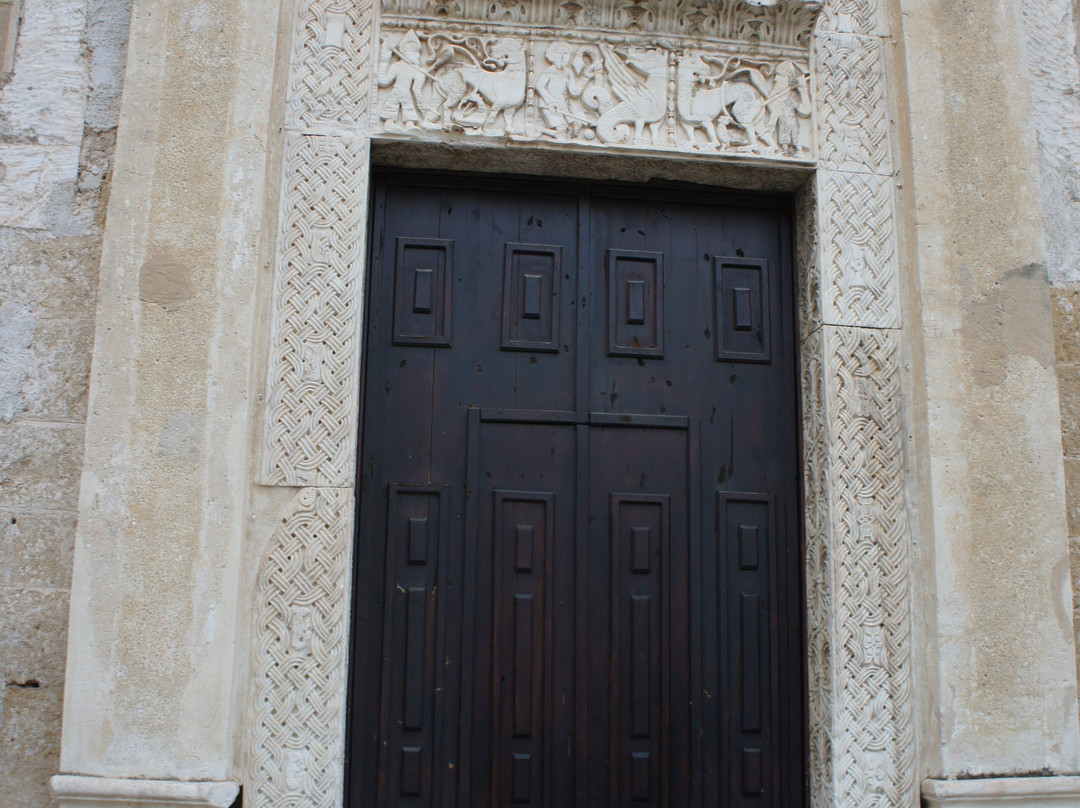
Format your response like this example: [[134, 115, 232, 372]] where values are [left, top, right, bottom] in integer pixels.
[[245, 3, 913, 808]]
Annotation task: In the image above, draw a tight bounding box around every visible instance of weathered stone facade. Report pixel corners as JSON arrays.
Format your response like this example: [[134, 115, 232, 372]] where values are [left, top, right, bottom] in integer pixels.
[[2, 0, 1080, 807], [0, 1, 129, 806]]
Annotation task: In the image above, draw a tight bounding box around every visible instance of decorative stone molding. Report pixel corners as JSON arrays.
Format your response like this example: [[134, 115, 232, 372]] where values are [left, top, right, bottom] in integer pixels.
[[254, 2, 915, 808], [374, 0, 820, 160], [800, 326, 834, 807], [923, 776, 1080, 807], [800, 326, 916, 808], [261, 135, 370, 487], [51, 775, 239, 808], [381, 0, 822, 42], [249, 488, 354, 808]]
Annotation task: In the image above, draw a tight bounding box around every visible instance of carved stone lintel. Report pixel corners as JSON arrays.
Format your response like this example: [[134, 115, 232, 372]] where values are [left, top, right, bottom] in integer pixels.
[[374, 10, 818, 161]]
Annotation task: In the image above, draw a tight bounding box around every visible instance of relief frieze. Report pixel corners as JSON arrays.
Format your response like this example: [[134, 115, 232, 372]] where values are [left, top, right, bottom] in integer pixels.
[[375, 10, 817, 160]]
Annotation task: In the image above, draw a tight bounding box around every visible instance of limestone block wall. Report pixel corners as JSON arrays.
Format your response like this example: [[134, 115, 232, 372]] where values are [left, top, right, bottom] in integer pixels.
[[1023, 0, 1080, 688], [0, 0, 130, 805]]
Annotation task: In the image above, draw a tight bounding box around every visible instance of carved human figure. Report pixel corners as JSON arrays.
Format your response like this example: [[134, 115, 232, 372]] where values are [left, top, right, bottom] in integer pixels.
[[378, 30, 429, 130], [769, 60, 811, 155], [288, 604, 314, 653], [536, 42, 592, 139], [536, 42, 573, 137]]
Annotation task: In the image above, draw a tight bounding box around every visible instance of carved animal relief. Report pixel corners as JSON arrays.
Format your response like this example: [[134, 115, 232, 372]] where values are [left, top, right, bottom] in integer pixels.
[[376, 1, 816, 160]]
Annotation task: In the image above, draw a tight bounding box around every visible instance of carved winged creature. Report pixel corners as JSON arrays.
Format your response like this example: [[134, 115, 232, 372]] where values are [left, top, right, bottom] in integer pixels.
[[596, 44, 668, 146]]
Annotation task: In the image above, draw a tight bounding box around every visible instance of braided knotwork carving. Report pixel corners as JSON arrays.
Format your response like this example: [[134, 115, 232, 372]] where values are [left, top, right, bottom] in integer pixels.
[[801, 326, 834, 808], [262, 135, 369, 487], [249, 487, 355, 808], [816, 33, 892, 174], [819, 170, 900, 329], [821, 326, 915, 808], [796, 176, 822, 340], [818, 0, 880, 36], [288, 0, 375, 128]]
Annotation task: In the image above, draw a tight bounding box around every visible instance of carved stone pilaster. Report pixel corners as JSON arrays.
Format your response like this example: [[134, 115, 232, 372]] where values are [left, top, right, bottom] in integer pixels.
[[816, 33, 892, 174]]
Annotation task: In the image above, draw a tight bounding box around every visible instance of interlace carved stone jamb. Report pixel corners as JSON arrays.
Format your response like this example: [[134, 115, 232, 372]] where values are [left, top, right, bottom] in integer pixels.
[[375, 0, 822, 160], [261, 134, 370, 488], [249, 488, 354, 808], [812, 326, 915, 808]]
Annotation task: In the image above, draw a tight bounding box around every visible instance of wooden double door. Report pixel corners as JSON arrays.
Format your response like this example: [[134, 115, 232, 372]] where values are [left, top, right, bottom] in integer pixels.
[[349, 173, 804, 808]]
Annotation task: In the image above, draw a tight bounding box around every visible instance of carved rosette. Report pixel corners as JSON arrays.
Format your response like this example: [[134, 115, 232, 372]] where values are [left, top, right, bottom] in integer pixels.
[[249, 488, 354, 808], [374, 0, 821, 161]]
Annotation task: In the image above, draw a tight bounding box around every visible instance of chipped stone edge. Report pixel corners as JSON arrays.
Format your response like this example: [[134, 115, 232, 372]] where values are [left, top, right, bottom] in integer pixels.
[[51, 775, 240, 808]]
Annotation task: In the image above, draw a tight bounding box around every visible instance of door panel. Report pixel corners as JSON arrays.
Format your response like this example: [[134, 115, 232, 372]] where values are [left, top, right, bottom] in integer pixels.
[[350, 173, 803, 808]]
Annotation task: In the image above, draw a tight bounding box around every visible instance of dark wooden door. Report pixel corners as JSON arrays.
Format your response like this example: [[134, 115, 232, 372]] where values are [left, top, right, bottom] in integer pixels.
[[349, 173, 804, 808]]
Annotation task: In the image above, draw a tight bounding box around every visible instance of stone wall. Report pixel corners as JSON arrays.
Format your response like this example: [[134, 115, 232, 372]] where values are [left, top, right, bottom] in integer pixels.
[[1023, 0, 1080, 689], [0, 0, 129, 805]]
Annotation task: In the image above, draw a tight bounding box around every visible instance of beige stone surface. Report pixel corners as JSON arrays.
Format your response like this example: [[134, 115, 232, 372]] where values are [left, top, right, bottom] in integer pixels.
[[1053, 288, 1080, 364], [2, 511, 78, 590], [2, 684, 66, 808], [0, 423, 85, 509], [1057, 364, 1080, 457], [900, 0, 1080, 776], [0, 0, 131, 805], [59, 0, 281, 782]]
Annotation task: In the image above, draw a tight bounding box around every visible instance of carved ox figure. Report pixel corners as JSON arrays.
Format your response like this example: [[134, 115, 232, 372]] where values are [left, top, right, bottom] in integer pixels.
[[676, 52, 775, 151], [429, 36, 528, 134]]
